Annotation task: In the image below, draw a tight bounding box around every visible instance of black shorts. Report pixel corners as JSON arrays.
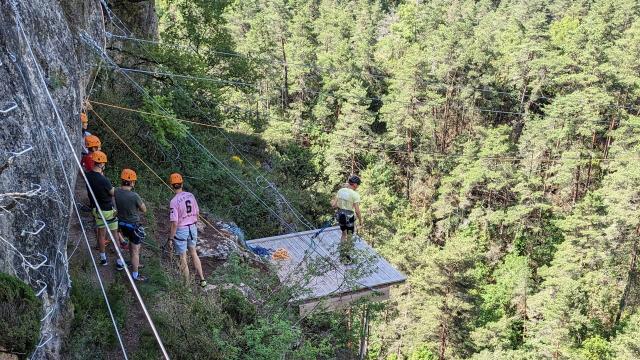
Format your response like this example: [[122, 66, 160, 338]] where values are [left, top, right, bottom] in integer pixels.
[[336, 210, 355, 232], [119, 222, 145, 245]]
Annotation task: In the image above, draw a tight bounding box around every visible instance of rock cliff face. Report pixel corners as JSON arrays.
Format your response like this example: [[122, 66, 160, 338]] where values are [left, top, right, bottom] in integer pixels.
[[0, 0, 103, 358], [1, 0, 157, 357]]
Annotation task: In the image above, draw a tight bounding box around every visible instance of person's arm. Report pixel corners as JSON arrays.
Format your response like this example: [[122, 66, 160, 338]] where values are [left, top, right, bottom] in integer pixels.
[[167, 221, 177, 253], [193, 197, 200, 217], [354, 202, 363, 226], [109, 187, 116, 212], [137, 195, 147, 213], [168, 202, 178, 249], [331, 196, 338, 208], [169, 221, 177, 239]]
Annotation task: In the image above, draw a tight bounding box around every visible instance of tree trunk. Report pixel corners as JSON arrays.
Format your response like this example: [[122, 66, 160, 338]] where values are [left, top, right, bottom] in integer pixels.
[[586, 133, 595, 191], [438, 321, 448, 360], [280, 36, 289, 110], [614, 226, 639, 327], [351, 144, 356, 175], [359, 306, 370, 359], [266, 80, 270, 113], [604, 118, 617, 159], [347, 307, 353, 352], [523, 284, 528, 338], [406, 128, 413, 200], [585, 157, 592, 193], [572, 165, 581, 205], [438, 289, 450, 360]]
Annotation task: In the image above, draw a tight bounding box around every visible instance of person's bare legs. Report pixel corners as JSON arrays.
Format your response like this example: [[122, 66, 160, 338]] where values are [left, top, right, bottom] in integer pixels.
[[188, 246, 204, 281], [131, 243, 141, 273], [97, 227, 107, 253], [178, 252, 189, 285]]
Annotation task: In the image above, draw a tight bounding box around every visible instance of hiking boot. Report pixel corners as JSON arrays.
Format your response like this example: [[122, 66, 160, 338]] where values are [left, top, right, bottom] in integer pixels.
[[116, 262, 125, 271]]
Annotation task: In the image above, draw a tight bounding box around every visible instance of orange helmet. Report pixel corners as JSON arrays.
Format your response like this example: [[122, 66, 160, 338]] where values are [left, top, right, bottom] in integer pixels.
[[85, 135, 101, 148], [80, 113, 88, 124], [121, 169, 137, 181], [169, 173, 183, 185], [91, 151, 107, 164]]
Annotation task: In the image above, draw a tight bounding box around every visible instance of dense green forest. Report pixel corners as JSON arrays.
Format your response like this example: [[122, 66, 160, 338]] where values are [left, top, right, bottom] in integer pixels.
[[92, 0, 640, 358]]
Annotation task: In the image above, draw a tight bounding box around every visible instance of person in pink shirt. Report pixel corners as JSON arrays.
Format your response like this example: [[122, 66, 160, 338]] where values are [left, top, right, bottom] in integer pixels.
[[168, 172, 206, 287]]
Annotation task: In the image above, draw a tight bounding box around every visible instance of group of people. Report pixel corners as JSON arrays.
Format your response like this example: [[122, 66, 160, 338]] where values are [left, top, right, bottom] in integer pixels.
[[79, 110, 364, 287], [80, 112, 206, 287]]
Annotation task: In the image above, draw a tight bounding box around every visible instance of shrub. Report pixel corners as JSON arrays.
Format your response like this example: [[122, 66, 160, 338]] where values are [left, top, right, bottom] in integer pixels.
[[0, 272, 41, 359], [62, 273, 128, 359], [220, 287, 256, 325]]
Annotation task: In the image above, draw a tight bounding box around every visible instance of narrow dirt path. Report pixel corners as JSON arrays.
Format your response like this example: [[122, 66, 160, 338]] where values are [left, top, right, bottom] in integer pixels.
[[66, 177, 146, 358], [65, 176, 239, 358]]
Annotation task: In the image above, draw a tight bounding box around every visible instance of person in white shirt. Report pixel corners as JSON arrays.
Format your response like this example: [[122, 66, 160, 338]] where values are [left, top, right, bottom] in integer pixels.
[[331, 175, 362, 263]]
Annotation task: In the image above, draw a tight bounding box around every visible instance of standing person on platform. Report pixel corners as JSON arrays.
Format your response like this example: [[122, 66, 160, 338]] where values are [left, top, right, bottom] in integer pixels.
[[331, 175, 363, 263], [167, 173, 207, 288], [114, 169, 148, 281]]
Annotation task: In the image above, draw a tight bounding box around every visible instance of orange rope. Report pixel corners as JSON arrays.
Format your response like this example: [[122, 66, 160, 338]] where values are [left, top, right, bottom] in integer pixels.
[[90, 100, 225, 129], [90, 108, 225, 237]]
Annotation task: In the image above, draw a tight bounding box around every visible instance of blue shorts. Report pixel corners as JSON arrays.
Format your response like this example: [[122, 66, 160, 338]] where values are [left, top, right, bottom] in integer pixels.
[[173, 224, 197, 255]]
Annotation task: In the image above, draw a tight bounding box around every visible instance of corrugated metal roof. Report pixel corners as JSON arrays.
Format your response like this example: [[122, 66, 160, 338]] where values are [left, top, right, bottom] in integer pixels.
[[246, 227, 407, 302]]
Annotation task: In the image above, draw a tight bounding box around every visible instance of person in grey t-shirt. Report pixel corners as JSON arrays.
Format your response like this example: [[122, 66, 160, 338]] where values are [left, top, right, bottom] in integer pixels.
[[114, 169, 147, 281]]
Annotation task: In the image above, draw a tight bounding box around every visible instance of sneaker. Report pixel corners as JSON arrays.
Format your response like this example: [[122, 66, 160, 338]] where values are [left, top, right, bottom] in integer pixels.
[[116, 262, 125, 271], [133, 275, 148, 282], [100, 258, 108, 266], [199, 279, 208, 288]]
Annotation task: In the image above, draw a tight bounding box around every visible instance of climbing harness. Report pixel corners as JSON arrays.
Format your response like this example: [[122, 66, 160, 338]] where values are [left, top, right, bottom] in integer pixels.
[[336, 209, 355, 228], [173, 224, 196, 242], [118, 221, 146, 240]]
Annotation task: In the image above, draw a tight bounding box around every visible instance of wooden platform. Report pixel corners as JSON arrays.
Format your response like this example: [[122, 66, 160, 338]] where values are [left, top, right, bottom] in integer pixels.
[[246, 227, 406, 315]]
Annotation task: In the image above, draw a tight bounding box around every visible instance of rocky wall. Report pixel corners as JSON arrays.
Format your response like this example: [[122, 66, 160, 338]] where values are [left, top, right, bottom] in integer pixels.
[[0, 0, 104, 358]]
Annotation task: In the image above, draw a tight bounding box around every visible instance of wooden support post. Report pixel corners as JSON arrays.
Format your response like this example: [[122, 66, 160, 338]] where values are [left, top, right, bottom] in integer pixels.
[[346, 306, 354, 354], [358, 306, 370, 359]]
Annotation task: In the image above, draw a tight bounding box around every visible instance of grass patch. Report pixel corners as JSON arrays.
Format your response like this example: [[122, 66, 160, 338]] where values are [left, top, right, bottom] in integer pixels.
[[0, 272, 41, 359], [63, 271, 128, 359]]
